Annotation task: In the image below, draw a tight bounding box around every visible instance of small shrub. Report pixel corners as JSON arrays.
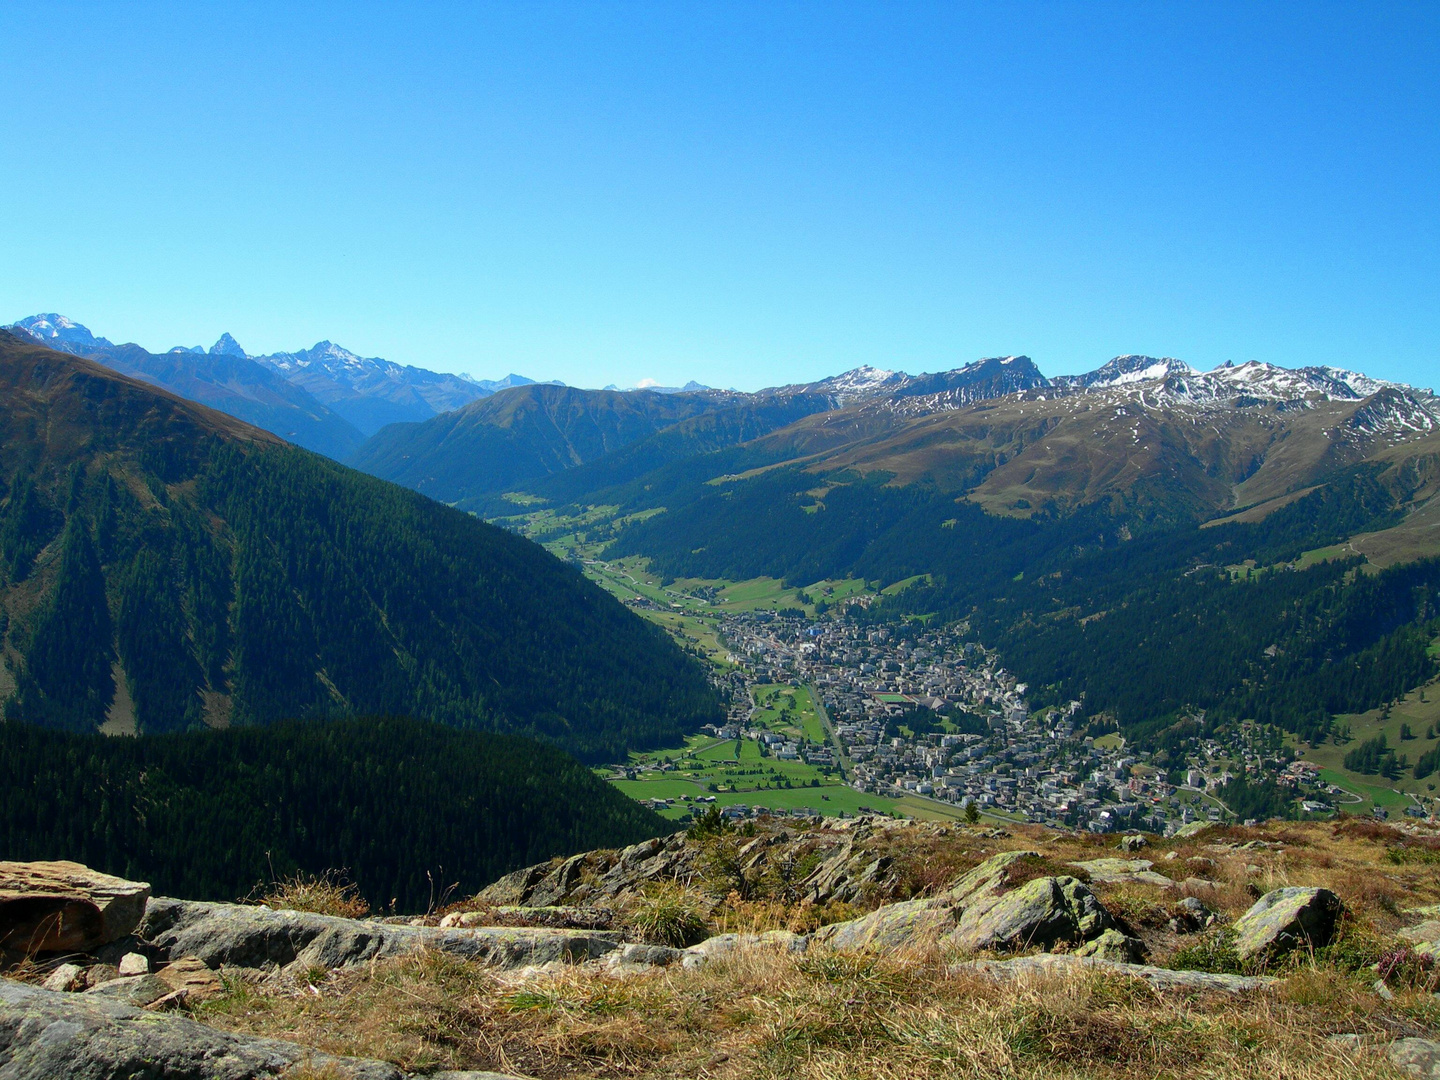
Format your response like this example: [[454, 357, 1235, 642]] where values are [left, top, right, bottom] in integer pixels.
[[625, 882, 710, 947], [1312, 918, 1392, 975], [1170, 929, 1248, 975], [687, 805, 732, 839], [252, 870, 370, 919], [1377, 946, 1440, 993]]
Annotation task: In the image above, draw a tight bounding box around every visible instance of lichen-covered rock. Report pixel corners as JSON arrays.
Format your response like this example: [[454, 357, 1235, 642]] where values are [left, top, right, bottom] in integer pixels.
[[1074, 929, 1145, 963], [605, 942, 687, 971], [813, 851, 1119, 956], [1070, 858, 1174, 887], [681, 930, 809, 967], [82, 973, 172, 1007], [1, 978, 407, 1080], [811, 898, 957, 952], [0, 861, 150, 956], [945, 850, 1041, 902], [139, 897, 623, 972], [1229, 887, 1342, 962], [947, 875, 1116, 953]]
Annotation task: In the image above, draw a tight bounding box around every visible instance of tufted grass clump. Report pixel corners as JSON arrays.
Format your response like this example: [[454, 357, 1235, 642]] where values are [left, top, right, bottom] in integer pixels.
[[253, 870, 371, 920], [625, 881, 711, 947]]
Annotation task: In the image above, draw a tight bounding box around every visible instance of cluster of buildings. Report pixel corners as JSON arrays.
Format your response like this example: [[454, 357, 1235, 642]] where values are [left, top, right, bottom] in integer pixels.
[[710, 611, 1256, 834]]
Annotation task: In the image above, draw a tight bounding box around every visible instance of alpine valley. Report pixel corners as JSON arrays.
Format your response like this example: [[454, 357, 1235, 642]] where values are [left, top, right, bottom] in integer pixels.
[[6, 318, 1440, 1080]]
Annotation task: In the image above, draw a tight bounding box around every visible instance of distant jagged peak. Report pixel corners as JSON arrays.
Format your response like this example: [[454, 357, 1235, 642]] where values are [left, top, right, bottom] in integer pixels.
[[10, 313, 114, 352], [629, 379, 716, 395], [1060, 355, 1197, 389], [209, 332, 247, 358]]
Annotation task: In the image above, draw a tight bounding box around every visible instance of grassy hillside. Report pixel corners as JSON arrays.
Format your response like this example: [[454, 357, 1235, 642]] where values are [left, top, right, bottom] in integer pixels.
[[0, 332, 720, 760], [0, 715, 669, 910]]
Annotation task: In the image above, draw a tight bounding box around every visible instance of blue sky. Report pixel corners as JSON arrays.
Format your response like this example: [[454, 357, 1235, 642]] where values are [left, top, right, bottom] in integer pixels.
[[1, 3, 1436, 390]]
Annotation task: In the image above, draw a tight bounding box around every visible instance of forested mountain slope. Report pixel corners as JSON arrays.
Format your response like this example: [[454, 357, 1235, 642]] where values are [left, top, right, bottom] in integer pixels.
[[0, 716, 668, 911], [350, 382, 755, 508], [0, 332, 719, 760]]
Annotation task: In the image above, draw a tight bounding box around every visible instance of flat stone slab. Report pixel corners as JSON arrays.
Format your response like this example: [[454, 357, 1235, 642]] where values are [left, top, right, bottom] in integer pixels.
[[1, 861, 150, 955], [0, 977, 402, 1080], [1070, 858, 1175, 887], [1399, 921, 1440, 945], [1390, 1037, 1440, 1079], [140, 897, 624, 972], [956, 953, 1277, 993]]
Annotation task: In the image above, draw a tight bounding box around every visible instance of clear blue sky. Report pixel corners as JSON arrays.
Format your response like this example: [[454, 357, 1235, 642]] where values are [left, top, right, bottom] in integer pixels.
[[2, 3, 1435, 390]]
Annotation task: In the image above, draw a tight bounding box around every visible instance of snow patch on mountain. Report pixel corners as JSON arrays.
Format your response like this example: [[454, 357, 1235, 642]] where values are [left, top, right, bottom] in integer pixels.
[[10, 314, 114, 353]]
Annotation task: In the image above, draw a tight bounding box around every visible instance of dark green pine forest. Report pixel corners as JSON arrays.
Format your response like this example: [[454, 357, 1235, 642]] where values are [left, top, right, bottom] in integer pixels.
[[0, 716, 670, 911], [0, 332, 721, 763]]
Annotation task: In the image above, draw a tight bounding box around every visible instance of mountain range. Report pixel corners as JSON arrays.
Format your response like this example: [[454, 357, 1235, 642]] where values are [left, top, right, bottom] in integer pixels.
[[8, 314, 545, 455]]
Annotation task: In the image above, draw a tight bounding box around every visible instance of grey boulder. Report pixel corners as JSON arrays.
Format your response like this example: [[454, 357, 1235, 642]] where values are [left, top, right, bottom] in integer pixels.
[[140, 897, 623, 972], [814, 851, 1119, 955], [82, 972, 172, 1007], [811, 898, 956, 952], [1229, 887, 1343, 963], [948, 874, 1116, 952], [1074, 928, 1146, 963]]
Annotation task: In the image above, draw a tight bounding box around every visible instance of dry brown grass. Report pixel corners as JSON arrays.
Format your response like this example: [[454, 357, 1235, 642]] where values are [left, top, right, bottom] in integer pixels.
[[169, 818, 1440, 1078], [251, 870, 371, 920], [196, 941, 1436, 1079]]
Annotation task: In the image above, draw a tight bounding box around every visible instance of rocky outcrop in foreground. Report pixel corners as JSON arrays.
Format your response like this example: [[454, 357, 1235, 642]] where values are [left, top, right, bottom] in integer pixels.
[[0, 979, 524, 1080], [0, 861, 150, 958], [1229, 886, 1343, 963], [140, 897, 622, 974], [814, 850, 1140, 958], [476, 818, 911, 909]]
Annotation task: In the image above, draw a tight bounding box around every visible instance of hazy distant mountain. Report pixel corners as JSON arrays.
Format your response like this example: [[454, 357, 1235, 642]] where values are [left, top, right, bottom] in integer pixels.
[[252, 341, 511, 435], [7, 314, 561, 449], [13, 313, 115, 353], [9, 317, 363, 460]]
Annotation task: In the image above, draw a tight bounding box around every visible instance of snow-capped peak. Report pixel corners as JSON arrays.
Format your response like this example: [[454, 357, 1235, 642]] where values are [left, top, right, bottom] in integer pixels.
[[10, 313, 114, 351], [829, 365, 897, 389], [1062, 355, 1197, 389]]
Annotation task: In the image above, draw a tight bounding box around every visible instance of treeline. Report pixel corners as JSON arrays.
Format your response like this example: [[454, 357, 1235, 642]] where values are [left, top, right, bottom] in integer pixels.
[[0, 716, 669, 910]]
